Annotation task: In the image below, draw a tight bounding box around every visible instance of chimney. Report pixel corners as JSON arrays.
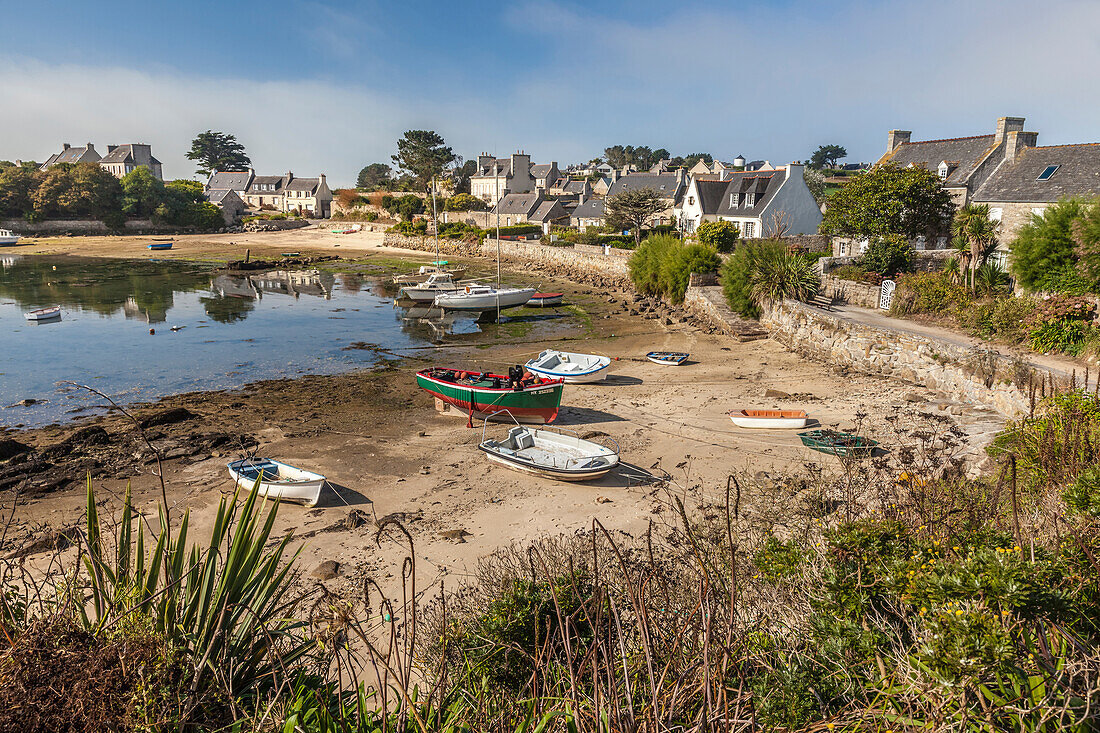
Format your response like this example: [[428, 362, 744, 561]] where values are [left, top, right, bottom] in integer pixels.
[[1005, 130, 1038, 163], [887, 129, 911, 153], [786, 162, 803, 181], [610, 169, 619, 183], [995, 116, 1026, 145], [87, 143, 95, 152], [319, 173, 327, 186], [579, 192, 586, 205], [62, 143, 71, 151]]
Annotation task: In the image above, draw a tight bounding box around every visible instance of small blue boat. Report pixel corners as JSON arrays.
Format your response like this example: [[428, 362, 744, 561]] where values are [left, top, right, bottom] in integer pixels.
[[147, 241, 173, 250], [646, 351, 688, 366]]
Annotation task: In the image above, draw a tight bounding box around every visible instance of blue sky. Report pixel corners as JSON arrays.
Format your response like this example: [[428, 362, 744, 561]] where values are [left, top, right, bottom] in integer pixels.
[[3, 0, 1099, 184]]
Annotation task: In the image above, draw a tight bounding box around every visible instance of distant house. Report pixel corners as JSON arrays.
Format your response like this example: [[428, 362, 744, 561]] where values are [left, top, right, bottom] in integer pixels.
[[490, 192, 545, 226], [679, 163, 821, 238], [205, 188, 247, 224], [470, 152, 534, 205], [570, 198, 605, 232], [591, 176, 614, 197], [528, 199, 570, 233], [649, 159, 673, 173], [549, 178, 592, 201], [239, 171, 333, 218], [98, 144, 163, 180], [605, 170, 686, 227], [688, 159, 713, 177], [206, 169, 255, 198], [40, 143, 101, 170], [595, 162, 615, 176], [531, 162, 561, 193]]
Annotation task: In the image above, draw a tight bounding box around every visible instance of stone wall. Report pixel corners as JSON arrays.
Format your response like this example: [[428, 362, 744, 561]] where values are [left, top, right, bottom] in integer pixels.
[[761, 299, 1031, 417], [739, 234, 830, 252], [1, 219, 183, 235], [821, 274, 881, 309]]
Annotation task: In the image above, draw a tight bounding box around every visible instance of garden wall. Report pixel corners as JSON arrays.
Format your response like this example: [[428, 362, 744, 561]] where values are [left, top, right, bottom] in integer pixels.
[[762, 299, 1031, 417]]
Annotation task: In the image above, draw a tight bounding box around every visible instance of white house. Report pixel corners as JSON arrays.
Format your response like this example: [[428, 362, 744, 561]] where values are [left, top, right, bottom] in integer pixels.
[[679, 163, 821, 238]]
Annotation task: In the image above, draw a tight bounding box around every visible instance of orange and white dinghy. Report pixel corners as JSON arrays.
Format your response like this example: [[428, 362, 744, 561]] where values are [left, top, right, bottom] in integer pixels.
[[728, 409, 809, 429]]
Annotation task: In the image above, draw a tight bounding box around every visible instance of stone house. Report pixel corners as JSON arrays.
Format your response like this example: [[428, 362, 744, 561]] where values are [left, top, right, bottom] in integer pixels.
[[679, 163, 822, 237], [549, 178, 592, 201], [490, 192, 545, 226], [239, 171, 333, 218], [206, 169, 255, 197], [531, 162, 561, 193], [570, 198, 605, 232], [98, 144, 163, 180], [470, 152, 534, 205], [605, 170, 686, 227], [529, 199, 570, 233], [205, 188, 247, 224], [40, 143, 101, 169]]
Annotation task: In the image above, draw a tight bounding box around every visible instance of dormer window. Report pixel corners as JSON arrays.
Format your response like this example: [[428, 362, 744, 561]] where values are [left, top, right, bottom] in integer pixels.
[[744, 193, 755, 207], [1037, 165, 1060, 181]]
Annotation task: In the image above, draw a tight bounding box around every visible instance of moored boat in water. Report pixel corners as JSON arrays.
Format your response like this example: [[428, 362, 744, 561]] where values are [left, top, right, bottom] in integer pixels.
[[399, 272, 464, 302], [525, 349, 611, 383], [416, 366, 564, 424], [227, 458, 326, 507], [433, 284, 536, 312], [24, 306, 62, 321], [729, 409, 809, 429]]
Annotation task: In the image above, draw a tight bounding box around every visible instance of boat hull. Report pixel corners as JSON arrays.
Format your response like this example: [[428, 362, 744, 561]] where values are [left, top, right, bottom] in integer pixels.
[[400, 284, 460, 302], [0, 236, 20, 246], [481, 448, 615, 481], [646, 352, 688, 365], [729, 410, 809, 429], [24, 306, 62, 321], [527, 293, 563, 307], [416, 369, 563, 424], [433, 287, 536, 312], [797, 430, 877, 458], [147, 243, 173, 250], [525, 350, 611, 383], [227, 458, 325, 507]]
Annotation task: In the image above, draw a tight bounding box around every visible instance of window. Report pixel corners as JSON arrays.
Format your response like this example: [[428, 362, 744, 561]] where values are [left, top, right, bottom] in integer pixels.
[[1036, 165, 1060, 181], [937, 162, 949, 179], [743, 221, 755, 238], [989, 208, 1003, 222], [744, 194, 754, 207], [688, 196, 695, 206], [1032, 207, 1046, 217]]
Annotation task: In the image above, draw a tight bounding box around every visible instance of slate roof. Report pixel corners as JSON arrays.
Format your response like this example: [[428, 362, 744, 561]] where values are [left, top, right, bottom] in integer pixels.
[[285, 178, 322, 193], [693, 179, 730, 215], [530, 163, 554, 179], [975, 144, 1100, 203], [606, 172, 683, 202], [248, 176, 286, 192], [206, 189, 244, 205], [714, 172, 784, 218], [474, 159, 511, 176], [563, 179, 589, 194], [491, 193, 542, 216], [99, 144, 162, 166], [571, 199, 605, 220], [877, 134, 996, 187], [529, 200, 567, 222], [207, 171, 253, 191], [43, 144, 101, 167]]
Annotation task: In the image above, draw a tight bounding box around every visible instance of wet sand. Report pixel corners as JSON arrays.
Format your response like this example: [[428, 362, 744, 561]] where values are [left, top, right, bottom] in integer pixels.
[[1, 229, 1005, 606]]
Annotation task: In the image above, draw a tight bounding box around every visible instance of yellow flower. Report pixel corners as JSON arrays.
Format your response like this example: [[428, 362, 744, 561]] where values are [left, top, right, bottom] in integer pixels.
[[955, 609, 965, 616], [920, 606, 927, 615]]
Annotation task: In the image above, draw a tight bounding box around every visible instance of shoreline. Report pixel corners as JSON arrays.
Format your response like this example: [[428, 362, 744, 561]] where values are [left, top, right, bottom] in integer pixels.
[[1, 229, 1007, 608]]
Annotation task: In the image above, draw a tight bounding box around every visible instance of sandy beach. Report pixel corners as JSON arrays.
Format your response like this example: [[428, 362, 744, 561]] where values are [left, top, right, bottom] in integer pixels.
[[1, 228, 1005, 605]]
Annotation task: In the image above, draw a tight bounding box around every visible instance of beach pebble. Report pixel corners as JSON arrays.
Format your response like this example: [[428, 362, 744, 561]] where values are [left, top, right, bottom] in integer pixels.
[[763, 388, 792, 399], [596, 496, 612, 504], [312, 560, 340, 580]]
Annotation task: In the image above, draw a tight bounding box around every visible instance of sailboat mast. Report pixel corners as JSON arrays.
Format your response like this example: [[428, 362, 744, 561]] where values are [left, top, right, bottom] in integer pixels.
[[431, 175, 439, 264], [495, 159, 501, 321]]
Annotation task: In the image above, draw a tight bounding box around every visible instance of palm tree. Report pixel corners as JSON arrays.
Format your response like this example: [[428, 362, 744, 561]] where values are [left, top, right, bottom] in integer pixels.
[[951, 204, 999, 292]]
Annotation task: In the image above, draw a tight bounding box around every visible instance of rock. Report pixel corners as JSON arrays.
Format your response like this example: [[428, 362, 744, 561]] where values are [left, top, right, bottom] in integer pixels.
[[903, 391, 924, 403], [662, 318, 673, 326], [763, 389, 792, 399], [596, 496, 612, 504], [11, 399, 38, 406], [163, 446, 194, 460], [311, 560, 340, 580], [439, 528, 471, 542], [0, 439, 31, 461], [138, 407, 196, 429], [419, 466, 431, 474]]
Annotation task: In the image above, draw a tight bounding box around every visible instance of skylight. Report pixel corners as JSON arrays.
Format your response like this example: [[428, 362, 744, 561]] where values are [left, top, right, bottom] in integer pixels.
[[1037, 165, 1060, 181]]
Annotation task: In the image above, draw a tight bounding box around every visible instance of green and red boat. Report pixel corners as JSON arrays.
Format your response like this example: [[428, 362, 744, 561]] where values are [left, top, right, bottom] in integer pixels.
[[416, 367, 564, 424]]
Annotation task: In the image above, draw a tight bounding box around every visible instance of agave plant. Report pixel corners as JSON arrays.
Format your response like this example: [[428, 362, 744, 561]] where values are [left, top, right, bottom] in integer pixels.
[[79, 478, 313, 703], [975, 260, 1012, 297], [749, 248, 820, 305]]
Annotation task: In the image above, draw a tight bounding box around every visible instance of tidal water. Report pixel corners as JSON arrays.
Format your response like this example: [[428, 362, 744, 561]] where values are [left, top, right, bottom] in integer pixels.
[[0, 254, 490, 428]]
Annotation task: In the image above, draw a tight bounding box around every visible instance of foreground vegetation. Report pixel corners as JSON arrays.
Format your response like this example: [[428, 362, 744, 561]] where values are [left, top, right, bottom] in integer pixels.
[[4, 385, 1099, 731]]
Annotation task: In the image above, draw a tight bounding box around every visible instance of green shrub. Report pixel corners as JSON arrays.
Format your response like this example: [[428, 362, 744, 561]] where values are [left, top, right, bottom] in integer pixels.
[[629, 235, 720, 303], [957, 296, 1037, 344], [695, 220, 739, 252], [1010, 198, 1089, 291], [491, 224, 541, 237], [889, 271, 971, 316], [990, 391, 1100, 492], [1038, 262, 1094, 295], [749, 247, 820, 305], [443, 193, 487, 212], [829, 264, 879, 284], [859, 233, 913, 275], [1027, 295, 1097, 355], [752, 536, 804, 581]]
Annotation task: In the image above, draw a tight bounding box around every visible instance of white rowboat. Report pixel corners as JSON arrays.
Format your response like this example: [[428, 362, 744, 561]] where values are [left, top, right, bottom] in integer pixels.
[[646, 351, 688, 365], [433, 285, 536, 312], [24, 306, 61, 321], [527, 292, 563, 307], [479, 423, 620, 481], [729, 409, 809, 429], [525, 349, 611, 383], [227, 458, 326, 507]]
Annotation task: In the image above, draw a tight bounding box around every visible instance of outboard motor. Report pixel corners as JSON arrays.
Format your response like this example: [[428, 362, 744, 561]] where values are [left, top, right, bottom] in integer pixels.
[[508, 365, 524, 390]]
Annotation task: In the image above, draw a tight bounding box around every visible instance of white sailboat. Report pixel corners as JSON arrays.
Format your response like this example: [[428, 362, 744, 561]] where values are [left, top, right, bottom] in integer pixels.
[[399, 272, 464, 302]]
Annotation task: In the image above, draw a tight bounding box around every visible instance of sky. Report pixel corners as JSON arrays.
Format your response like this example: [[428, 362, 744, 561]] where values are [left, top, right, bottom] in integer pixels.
[[2, 0, 1099, 186]]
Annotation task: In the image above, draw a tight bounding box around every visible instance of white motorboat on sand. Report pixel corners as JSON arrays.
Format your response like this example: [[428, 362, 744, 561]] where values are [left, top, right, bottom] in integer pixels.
[[525, 349, 611, 383], [479, 422, 620, 481], [0, 229, 21, 246]]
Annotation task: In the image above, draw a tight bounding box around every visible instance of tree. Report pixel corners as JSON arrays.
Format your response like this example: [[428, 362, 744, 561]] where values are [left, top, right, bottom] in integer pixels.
[[391, 130, 455, 193], [695, 220, 739, 252], [605, 187, 666, 245], [810, 144, 847, 169], [120, 167, 165, 218], [0, 165, 42, 218], [1010, 198, 1089, 291], [950, 204, 999, 291], [1073, 198, 1100, 289], [819, 164, 953, 240], [444, 193, 487, 212], [186, 131, 251, 177], [450, 159, 478, 195], [860, 234, 914, 275], [803, 167, 826, 204], [356, 163, 391, 189]]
